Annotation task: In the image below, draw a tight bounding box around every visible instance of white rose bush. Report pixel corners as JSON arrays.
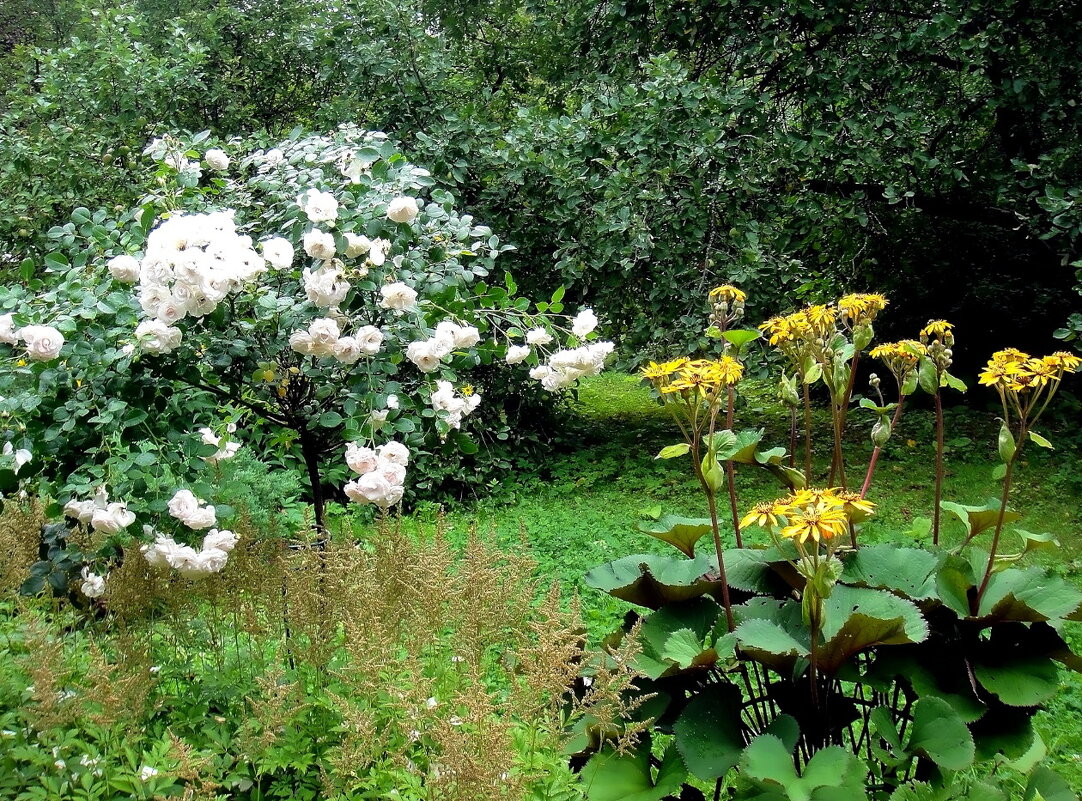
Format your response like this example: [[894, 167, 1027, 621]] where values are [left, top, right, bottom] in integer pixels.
[[0, 125, 613, 592]]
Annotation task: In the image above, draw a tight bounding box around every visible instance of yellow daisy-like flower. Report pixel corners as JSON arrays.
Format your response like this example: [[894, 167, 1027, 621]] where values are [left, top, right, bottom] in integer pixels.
[[759, 316, 796, 346], [837, 491, 877, 523], [991, 347, 1028, 365], [709, 285, 747, 303], [740, 501, 782, 530], [920, 320, 954, 339], [780, 504, 849, 544], [461, 384, 475, 396], [803, 304, 838, 333], [979, 359, 1022, 388], [1022, 358, 1057, 387], [660, 357, 744, 396], [715, 355, 744, 386], [787, 487, 846, 509], [1043, 351, 1081, 373], [870, 339, 925, 375], [838, 293, 889, 325]]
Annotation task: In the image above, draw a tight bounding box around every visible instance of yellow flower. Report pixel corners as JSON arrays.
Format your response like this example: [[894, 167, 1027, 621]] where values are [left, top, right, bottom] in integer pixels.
[[780, 504, 849, 544], [803, 304, 837, 333], [709, 285, 747, 303], [991, 348, 1028, 365], [660, 357, 743, 397], [787, 487, 845, 509], [760, 316, 796, 345], [715, 356, 744, 386], [1022, 359, 1057, 388], [461, 384, 475, 396], [1044, 351, 1082, 373], [870, 339, 925, 375], [837, 491, 877, 523], [740, 502, 782, 530], [838, 293, 889, 325], [920, 320, 954, 339], [641, 358, 688, 385]]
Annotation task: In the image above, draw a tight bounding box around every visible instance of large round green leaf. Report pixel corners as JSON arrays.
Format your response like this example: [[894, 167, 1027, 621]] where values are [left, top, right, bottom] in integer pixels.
[[818, 586, 928, 672], [583, 553, 724, 609], [672, 683, 744, 781], [580, 741, 687, 801], [841, 546, 938, 600], [974, 655, 1059, 707], [907, 697, 975, 771]]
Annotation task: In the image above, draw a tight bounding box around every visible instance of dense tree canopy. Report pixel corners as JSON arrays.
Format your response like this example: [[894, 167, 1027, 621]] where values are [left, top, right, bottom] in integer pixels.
[[2, 0, 1080, 361]]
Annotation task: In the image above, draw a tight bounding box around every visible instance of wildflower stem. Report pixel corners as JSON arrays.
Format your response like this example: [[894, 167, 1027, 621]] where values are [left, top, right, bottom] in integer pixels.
[[789, 406, 798, 467], [726, 387, 742, 548], [830, 353, 860, 488], [860, 397, 905, 499], [802, 380, 814, 482], [692, 442, 735, 632], [932, 389, 945, 545], [976, 437, 1023, 604]]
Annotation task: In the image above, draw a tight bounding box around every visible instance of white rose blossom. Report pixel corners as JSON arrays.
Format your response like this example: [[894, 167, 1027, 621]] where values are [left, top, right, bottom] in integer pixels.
[[262, 237, 295, 270], [107, 255, 141, 283], [303, 229, 337, 260], [303, 262, 350, 308], [80, 568, 106, 599], [572, 308, 599, 338], [505, 344, 531, 364], [430, 381, 481, 430], [2, 442, 32, 475], [333, 336, 363, 364], [379, 282, 418, 312], [368, 238, 392, 266], [204, 149, 230, 171], [0, 313, 18, 345], [525, 327, 554, 346], [19, 325, 65, 361], [167, 489, 217, 530], [406, 339, 442, 373], [134, 319, 183, 355], [343, 232, 371, 259], [299, 189, 340, 223], [387, 196, 420, 223], [199, 427, 241, 464]]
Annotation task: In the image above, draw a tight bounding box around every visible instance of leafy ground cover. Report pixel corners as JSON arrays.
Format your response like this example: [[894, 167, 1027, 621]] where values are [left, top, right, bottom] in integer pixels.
[[370, 371, 1082, 793]]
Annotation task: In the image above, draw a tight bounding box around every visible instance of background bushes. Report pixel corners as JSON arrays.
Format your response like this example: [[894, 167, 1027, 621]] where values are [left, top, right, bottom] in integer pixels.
[[2, 0, 1079, 358]]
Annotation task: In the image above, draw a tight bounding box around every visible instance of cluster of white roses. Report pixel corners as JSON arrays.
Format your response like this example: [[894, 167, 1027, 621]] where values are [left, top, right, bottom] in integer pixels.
[[141, 525, 239, 578], [501, 309, 613, 391], [64, 487, 137, 534], [123, 212, 267, 352], [530, 341, 615, 392], [343, 440, 410, 508], [199, 424, 241, 465], [406, 320, 481, 373], [167, 489, 217, 530], [0, 314, 65, 362], [430, 381, 481, 430], [289, 317, 384, 364]]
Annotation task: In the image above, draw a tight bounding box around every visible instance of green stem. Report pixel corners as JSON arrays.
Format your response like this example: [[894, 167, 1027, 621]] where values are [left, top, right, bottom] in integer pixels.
[[932, 389, 945, 545], [975, 440, 1023, 605], [860, 397, 906, 499], [802, 381, 814, 483]]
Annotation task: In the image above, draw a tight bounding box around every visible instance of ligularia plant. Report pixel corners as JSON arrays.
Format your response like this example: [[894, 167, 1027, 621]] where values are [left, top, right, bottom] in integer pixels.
[[0, 126, 613, 569]]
